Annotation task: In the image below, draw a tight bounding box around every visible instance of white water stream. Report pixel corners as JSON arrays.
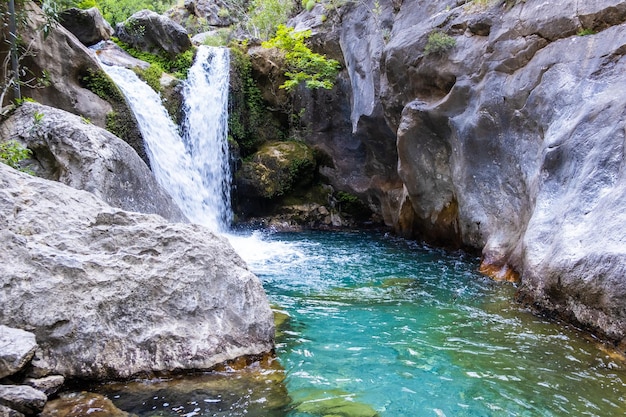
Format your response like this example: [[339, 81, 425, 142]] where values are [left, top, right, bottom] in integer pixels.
[[101, 46, 232, 231]]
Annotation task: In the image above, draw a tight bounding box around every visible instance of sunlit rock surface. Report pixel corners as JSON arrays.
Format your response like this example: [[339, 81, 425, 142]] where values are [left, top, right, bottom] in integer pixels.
[[0, 102, 187, 223], [0, 164, 274, 380]]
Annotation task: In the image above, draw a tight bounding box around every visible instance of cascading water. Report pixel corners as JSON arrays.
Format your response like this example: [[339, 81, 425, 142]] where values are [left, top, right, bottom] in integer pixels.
[[180, 46, 232, 229], [100, 45, 231, 231]]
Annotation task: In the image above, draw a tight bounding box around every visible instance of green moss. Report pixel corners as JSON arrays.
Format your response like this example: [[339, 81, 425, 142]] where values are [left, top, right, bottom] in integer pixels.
[[112, 37, 196, 79], [336, 191, 372, 221], [80, 68, 123, 101], [228, 41, 282, 158], [238, 141, 316, 199], [133, 64, 163, 93]]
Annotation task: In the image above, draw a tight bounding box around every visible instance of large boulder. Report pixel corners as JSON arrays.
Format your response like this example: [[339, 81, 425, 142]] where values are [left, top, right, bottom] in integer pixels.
[[0, 102, 187, 223], [236, 141, 316, 200], [58, 7, 114, 46], [0, 163, 274, 380], [115, 10, 192, 58]]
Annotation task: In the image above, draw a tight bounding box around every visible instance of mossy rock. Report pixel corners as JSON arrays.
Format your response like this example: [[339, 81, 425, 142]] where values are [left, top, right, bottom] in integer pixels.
[[237, 141, 316, 199]]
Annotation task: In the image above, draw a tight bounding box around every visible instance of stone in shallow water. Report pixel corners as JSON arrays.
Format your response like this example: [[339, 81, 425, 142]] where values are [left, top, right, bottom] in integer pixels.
[[41, 392, 133, 417]]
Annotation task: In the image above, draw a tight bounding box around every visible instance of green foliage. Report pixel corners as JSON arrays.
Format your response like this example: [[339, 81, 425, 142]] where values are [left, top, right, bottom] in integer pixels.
[[80, 68, 123, 101], [0, 140, 32, 173], [33, 110, 44, 124], [247, 0, 293, 40], [113, 38, 196, 79], [228, 41, 267, 157], [336, 191, 371, 220], [134, 64, 163, 93], [577, 28, 596, 36], [262, 25, 341, 91], [424, 31, 456, 56]]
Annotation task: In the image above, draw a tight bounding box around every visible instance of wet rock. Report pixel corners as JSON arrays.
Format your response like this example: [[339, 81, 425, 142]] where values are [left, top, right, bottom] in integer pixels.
[[59, 7, 114, 46], [115, 10, 192, 59], [41, 392, 133, 417], [90, 41, 150, 70], [23, 376, 65, 397], [0, 163, 274, 380], [0, 102, 187, 223], [0, 385, 47, 415], [0, 327, 37, 380]]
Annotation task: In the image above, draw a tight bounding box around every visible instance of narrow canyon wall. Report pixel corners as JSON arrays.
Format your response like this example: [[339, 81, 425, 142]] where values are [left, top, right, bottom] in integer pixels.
[[294, 0, 626, 343]]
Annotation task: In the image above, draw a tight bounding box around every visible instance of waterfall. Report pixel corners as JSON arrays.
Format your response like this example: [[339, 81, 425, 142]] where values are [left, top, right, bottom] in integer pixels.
[[181, 46, 232, 229], [101, 46, 231, 231]]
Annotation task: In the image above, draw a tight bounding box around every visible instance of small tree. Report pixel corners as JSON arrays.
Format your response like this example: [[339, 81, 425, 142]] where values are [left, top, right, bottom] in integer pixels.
[[262, 25, 340, 91]]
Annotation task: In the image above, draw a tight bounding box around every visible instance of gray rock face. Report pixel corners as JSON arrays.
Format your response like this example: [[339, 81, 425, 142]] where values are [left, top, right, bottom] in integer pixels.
[[59, 7, 114, 46], [288, 0, 626, 342], [7, 2, 111, 127], [0, 385, 46, 415], [116, 10, 192, 58], [0, 163, 274, 379], [0, 102, 187, 223], [0, 327, 37, 380]]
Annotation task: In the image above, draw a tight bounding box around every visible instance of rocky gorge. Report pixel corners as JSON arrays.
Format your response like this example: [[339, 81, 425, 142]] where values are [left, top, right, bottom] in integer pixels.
[[1, 0, 626, 413], [274, 0, 626, 347]]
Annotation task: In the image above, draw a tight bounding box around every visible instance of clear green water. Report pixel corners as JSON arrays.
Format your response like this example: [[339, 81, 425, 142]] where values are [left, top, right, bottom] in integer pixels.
[[89, 230, 626, 416]]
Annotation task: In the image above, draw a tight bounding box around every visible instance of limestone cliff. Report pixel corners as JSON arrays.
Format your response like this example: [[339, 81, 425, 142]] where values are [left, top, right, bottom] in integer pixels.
[[289, 0, 626, 344]]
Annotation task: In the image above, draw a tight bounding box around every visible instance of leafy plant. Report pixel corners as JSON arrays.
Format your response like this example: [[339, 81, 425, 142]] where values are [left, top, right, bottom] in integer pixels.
[[424, 31, 456, 56], [33, 111, 44, 124], [577, 28, 596, 36], [262, 25, 341, 91], [0, 140, 32, 173]]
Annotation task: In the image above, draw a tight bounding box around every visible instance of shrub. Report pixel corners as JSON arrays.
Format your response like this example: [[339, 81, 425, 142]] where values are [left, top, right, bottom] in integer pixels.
[[262, 25, 341, 91], [424, 31, 456, 56], [0, 140, 32, 173]]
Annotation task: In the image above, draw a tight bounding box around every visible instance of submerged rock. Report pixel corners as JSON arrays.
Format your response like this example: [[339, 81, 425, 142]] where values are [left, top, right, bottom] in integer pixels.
[[0, 102, 187, 223], [41, 392, 133, 417], [0, 163, 274, 380]]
